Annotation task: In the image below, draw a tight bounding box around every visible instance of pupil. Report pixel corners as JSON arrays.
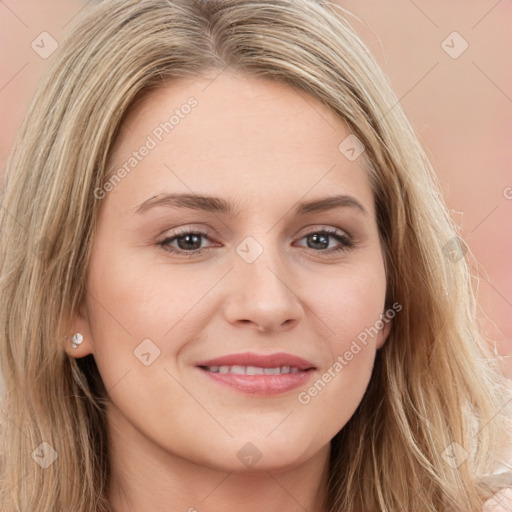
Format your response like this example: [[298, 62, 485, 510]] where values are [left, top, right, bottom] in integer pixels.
[[309, 233, 328, 249], [178, 234, 201, 250]]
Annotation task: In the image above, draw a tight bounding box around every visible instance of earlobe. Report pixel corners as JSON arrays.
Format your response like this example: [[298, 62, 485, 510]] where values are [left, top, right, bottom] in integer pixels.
[[63, 302, 94, 358]]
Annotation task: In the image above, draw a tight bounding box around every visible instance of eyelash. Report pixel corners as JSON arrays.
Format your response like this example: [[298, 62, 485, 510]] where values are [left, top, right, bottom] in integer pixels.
[[157, 226, 355, 258]]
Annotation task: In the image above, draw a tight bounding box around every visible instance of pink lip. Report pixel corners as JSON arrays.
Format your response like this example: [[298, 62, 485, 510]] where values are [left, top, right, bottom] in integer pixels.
[[195, 351, 316, 396], [196, 351, 316, 370]]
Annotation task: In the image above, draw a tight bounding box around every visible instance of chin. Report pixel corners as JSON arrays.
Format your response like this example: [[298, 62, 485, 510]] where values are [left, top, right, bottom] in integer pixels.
[[187, 430, 324, 473]]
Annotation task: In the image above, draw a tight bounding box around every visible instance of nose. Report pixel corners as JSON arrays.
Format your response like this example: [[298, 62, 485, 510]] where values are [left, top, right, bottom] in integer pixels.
[[222, 244, 304, 333]]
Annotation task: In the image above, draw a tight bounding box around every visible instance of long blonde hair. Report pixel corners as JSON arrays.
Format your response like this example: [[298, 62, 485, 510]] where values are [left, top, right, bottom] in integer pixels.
[[0, 0, 510, 510]]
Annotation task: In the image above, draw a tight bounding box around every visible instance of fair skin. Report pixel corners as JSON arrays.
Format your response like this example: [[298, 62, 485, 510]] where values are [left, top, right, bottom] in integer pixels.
[[66, 71, 391, 512]]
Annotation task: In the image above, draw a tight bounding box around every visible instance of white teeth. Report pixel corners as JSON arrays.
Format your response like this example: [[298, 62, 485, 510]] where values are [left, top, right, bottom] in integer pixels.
[[246, 366, 265, 375], [204, 365, 305, 375]]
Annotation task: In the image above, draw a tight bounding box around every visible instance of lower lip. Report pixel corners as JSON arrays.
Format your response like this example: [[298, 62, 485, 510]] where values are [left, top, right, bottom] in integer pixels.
[[198, 368, 315, 396]]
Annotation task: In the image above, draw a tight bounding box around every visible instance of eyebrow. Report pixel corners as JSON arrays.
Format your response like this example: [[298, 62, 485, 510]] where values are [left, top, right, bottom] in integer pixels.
[[134, 193, 368, 217]]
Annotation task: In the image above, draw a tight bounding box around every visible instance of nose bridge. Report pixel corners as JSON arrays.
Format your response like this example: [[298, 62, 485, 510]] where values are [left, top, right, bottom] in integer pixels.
[[223, 232, 303, 331]]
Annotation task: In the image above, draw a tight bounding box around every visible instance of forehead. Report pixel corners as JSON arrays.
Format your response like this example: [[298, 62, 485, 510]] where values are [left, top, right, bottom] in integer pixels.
[[105, 72, 375, 218]]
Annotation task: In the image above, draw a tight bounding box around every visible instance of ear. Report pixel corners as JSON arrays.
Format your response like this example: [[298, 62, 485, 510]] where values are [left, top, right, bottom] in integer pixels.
[[376, 314, 392, 350], [63, 300, 94, 359]]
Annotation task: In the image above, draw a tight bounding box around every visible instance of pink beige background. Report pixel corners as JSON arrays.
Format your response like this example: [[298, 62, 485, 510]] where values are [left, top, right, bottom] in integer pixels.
[[1, 1, 511, 378]]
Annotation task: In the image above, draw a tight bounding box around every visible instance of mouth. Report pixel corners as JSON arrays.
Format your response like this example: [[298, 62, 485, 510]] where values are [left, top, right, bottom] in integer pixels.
[[202, 365, 304, 375], [195, 352, 317, 396]]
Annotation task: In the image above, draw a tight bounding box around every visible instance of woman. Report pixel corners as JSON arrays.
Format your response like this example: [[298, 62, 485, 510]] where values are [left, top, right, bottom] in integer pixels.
[[0, 0, 510, 510]]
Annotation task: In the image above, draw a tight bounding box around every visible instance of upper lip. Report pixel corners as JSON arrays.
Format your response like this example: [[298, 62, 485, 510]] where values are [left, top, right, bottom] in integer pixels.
[[196, 352, 316, 371]]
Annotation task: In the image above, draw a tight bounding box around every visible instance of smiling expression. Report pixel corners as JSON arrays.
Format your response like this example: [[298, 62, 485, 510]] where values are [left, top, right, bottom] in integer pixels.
[[71, 71, 391, 472]]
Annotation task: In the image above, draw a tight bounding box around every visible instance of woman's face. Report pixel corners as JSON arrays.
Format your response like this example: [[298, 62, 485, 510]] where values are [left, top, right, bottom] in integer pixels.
[[70, 72, 391, 472]]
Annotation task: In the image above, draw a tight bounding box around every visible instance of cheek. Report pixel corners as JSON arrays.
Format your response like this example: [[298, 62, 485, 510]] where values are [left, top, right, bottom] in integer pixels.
[[84, 242, 225, 386], [305, 260, 387, 351], [86, 242, 205, 338], [295, 262, 386, 415]]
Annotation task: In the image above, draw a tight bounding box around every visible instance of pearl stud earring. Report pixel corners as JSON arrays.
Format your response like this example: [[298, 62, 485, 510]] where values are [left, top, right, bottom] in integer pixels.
[[71, 333, 84, 349]]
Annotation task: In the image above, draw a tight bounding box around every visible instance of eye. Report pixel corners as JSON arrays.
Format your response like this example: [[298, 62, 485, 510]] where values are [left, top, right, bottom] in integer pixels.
[[295, 227, 355, 255], [157, 226, 355, 257], [158, 229, 215, 257]]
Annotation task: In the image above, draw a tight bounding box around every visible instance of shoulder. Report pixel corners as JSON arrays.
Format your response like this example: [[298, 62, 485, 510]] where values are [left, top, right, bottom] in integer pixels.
[[483, 488, 512, 511]]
